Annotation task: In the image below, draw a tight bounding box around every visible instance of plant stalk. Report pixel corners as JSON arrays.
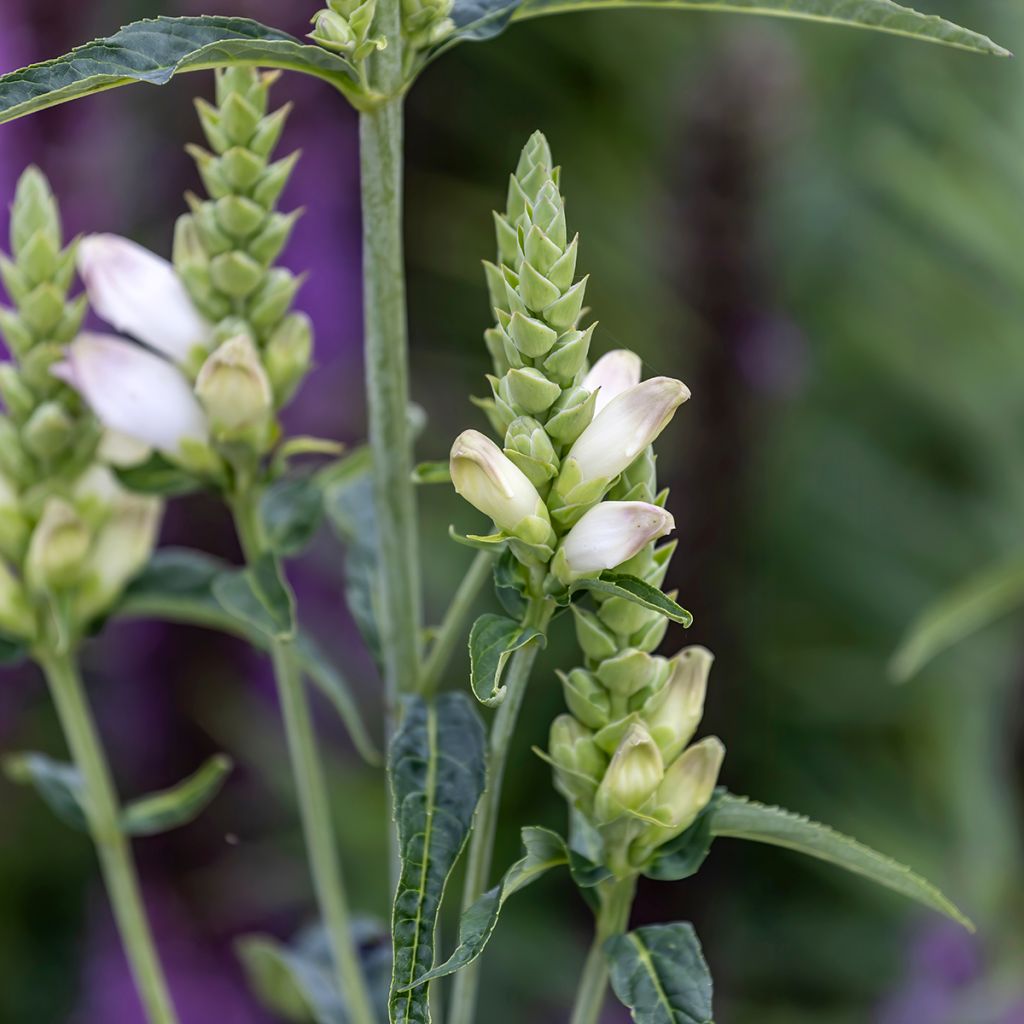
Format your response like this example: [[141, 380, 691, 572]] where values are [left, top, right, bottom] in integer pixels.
[[38, 649, 179, 1024], [447, 596, 555, 1024]]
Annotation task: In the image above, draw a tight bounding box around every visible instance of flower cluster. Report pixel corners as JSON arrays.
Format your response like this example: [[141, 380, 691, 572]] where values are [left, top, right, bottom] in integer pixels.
[[56, 68, 311, 482], [310, 0, 387, 60], [0, 170, 161, 641]]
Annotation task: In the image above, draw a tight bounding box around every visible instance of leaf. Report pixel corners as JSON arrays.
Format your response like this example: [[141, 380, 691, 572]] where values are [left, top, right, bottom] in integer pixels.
[[0, 16, 357, 127], [0, 632, 28, 666], [643, 790, 720, 882], [411, 461, 452, 484], [468, 613, 545, 707], [605, 923, 713, 1024], [120, 754, 232, 837], [573, 573, 693, 626], [493, 548, 529, 619], [262, 474, 326, 557], [399, 826, 569, 989], [115, 549, 381, 766], [448, 0, 522, 42], [3, 752, 87, 831], [213, 552, 297, 642], [508, 0, 1009, 56], [710, 794, 973, 929], [114, 453, 203, 496], [389, 693, 487, 1024], [890, 554, 1024, 681]]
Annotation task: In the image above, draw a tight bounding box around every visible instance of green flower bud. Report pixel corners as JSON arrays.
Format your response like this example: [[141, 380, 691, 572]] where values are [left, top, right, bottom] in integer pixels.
[[502, 367, 561, 416], [0, 472, 28, 561], [195, 335, 274, 438], [248, 210, 301, 267], [264, 313, 314, 406], [595, 648, 671, 702], [214, 195, 267, 239], [570, 603, 619, 663], [21, 401, 74, 461], [559, 668, 611, 730], [0, 558, 33, 639], [210, 249, 265, 298], [543, 385, 598, 447], [0, 306, 34, 358], [594, 723, 664, 824], [247, 268, 303, 333], [596, 593, 659, 637], [508, 311, 558, 358], [642, 647, 712, 764], [542, 325, 593, 386], [543, 276, 588, 331], [25, 498, 91, 592], [549, 714, 607, 805], [0, 416, 33, 483], [503, 416, 558, 488], [0, 364, 35, 421], [219, 146, 267, 193], [252, 152, 300, 210], [311, 9, 357, 52], [219, 90, 263, 149], [10, 167, 61, 255]]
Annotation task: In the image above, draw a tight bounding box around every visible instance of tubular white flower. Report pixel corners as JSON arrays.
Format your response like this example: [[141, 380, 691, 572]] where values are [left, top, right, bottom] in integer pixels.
[[450, 429, 550, 536], [644, 647, 713, 763], [78, 234, 211, 365], [583, 349, 643, 415], [564, 376, 690, 486], [52, 333, 208, 458], [195, 334, 273, 435], [656, 737, 725, 830], [560, 501, 674, 576]]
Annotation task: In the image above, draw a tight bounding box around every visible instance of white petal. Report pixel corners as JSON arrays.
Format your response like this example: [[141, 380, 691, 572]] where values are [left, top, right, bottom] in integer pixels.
[[55, 333, 208, 457], [561, 501, 674, 575], [98, 430, 153, 468], [78, 234, 210, 364], [583, 350, 643, 414]]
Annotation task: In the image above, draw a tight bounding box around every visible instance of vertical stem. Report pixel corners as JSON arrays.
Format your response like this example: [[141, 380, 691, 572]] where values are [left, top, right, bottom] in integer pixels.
[[569, 876, 638, 1024], [38, 650, 179, 1024], [448, 596, 554, 1024]]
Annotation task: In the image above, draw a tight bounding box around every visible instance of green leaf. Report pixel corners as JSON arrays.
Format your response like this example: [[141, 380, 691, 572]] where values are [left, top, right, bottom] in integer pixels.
[[412, 461, 452, 485], [493, 549, 529, 619], [606, 923, 713, 1024], [261, 474, 326, 557], [573, 573, 693, 626], [120, 754, 233, 837], [643, 790, 720, 882], [213, 552, 297, 642], [0, 16, 358, 127], [710, 794, 973, 929], [3, 752, 87, 831], [890, 553, 1024, 682], [0, 632, 28, 666], [400, 826, 569, 989], [468, 613, 545, 707], [115, 549, 381, 766], [508, 0, 1009, 56], [114, 453, 203, 497], [389, 693, 487, 1024], [448, 0, 522, 42]]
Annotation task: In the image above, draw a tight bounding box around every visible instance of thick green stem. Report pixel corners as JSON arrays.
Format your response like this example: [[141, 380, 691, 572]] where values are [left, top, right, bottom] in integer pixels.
[[38, 650, 179, 1024], [569, 876, 638, 1024], [448, 596, 555, 1024], [232, 495, 376, 1024]]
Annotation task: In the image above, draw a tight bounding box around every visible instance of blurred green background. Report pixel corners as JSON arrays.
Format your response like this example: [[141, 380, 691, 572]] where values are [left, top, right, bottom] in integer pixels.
[[1, 1, 1023, 1022]]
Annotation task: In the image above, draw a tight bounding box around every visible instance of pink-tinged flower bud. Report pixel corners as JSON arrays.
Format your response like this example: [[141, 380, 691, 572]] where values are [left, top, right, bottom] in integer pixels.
[[450, 429, 551, 541], [78, 234, 211, 365], [643, 647, 712, 763], [583, 349, 643, 415], [53, 333, 209, 460], [557, 501, 674, 580], [594, 722, 664, 823], [195, 334, 273, 437]]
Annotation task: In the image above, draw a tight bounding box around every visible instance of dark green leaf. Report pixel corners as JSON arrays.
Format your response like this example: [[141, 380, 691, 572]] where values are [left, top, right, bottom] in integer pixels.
[[213, 552, 297, 641], [468, 613, 545, 707], [120, 754, 232, 836], [606, 923, 713, 1024], [0, 632, 28, 666], [114, 453, 202, 496], [493, 549, 529, 619], [4, 752, 87, 831], [262, 474, 326, 557], [448, 0, 521, 41], [643, 790, 721, 881], [710, 794, 973, 929], [389, 693, 487, 1024], [411, 461, 452, 484], [573, 573, 693, 626], [0, 16, 357, 126]]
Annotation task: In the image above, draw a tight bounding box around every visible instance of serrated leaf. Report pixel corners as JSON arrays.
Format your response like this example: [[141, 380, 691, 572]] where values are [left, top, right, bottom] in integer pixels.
[[890, 554, 1024, 682], [412, 461, 452, 484], [0, 16, 357, 126], [606, 923, 713, 1024], [261, 474, 325, 557], [389, 693, 487, 1024], [572, 573, 693, 626], [643, 791, 720, 882], [710, 794, 973, 929], [120, 754, 232, 837], [213, 552, 297, 642], [468, 613, 545, 707], [3, 752, 87, 831], [399, 826, 568, 989]]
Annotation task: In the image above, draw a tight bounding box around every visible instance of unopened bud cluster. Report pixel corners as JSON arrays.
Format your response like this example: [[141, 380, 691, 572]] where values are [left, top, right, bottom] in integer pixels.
[[401, 0, 455, 52], [311, 0, 387, 60], [0, 170, 161, 642]]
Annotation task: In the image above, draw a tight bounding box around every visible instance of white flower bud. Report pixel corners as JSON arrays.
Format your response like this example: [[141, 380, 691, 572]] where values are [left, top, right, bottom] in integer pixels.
[[594, 722, 664, 823], [52, 333, 209, 460], [651, 737, 724, 838], [643, 647, 712, 763], [450, 429, 551, 540], [194, 334, 274, 437], [25, 498, 91, 592], [583, 349, 643, 415], [0, 558, 33, 638], [78, 234, 211, 365], [558, 501, 674, 578]]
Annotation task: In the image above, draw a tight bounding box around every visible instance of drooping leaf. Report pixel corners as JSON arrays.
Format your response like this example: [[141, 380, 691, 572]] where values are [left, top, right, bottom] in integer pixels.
[[389, 693, 487, 1024], [0, 16, 358, 126], [3, 752, 87, 831], [606, 923, 713, 1024], [399, 826, 569, 989], [890, 553, 1024, 681], [115, 549, 381, 765], [468, 613, 545, 707], [213, 552, 297, 642], [114, 453, 203, 496], [643, 790, 721, 882], [573, 573, 693, 626], [261, 474, 326, 557], [120, 755, 233, 837], [710, 794, 973, 929]]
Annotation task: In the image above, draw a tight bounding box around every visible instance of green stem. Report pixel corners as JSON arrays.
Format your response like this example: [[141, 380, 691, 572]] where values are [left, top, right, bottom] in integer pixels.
[[37, 649, 179, 1024], [231, 494, 377, 1024], [420, 550, 495, 695], [447, 596, 555, 1024], [569, 876, 638, 1024]]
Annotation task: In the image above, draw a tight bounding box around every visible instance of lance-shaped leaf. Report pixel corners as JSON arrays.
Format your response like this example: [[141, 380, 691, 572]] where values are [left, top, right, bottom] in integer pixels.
[[468, 613, 546, 707], [709, 794, 973, 929], [890, 553, 1024, 682], [606, 923, 713, 1024], [4, 752, 87, 831], [572, 572, 693, 626], [261, 474, 327, 557], [213, 552, 297, 642], [0, 16, 358, 126], [389, 693, 487, 1024], [120, 754, 233, 836]]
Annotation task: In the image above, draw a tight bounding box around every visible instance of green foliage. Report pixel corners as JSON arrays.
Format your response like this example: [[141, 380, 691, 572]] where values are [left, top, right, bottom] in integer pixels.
[[114, 454, 204, 497], [3, 752, 87, 831], [389, 694, 487, 1024], [642, 791, 719, 882], [261, 474, 327, 557], [119, 755, 233, 837], [571, 573, 694, 626], [212, 552, 297, 641], [468, 613, 546, 706], [605, 923, 713, 1024]]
